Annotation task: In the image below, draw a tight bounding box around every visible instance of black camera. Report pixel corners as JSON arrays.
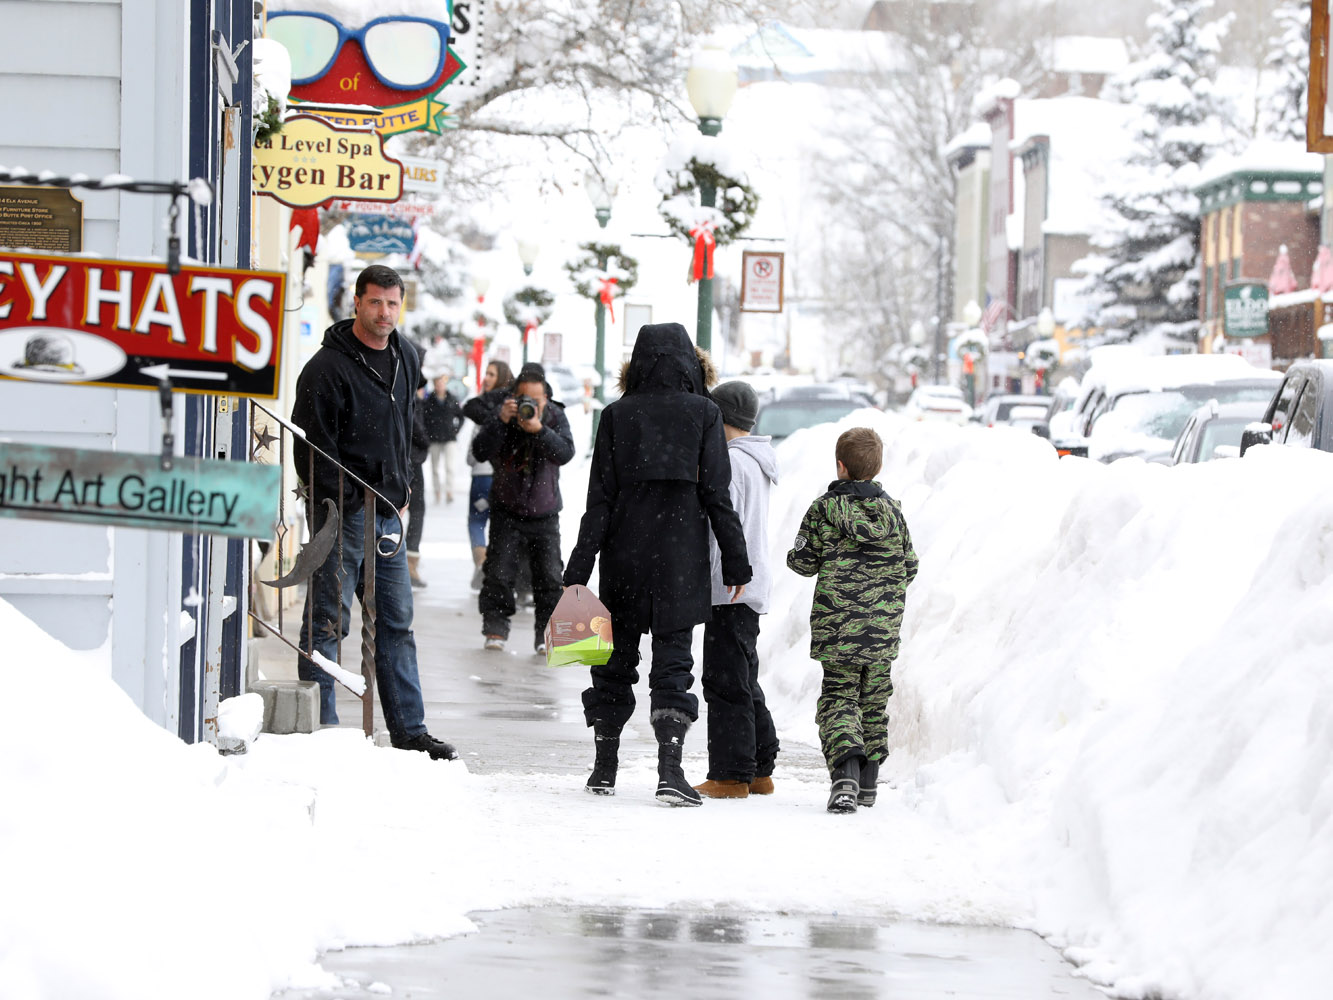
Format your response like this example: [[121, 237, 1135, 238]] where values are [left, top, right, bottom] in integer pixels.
[[515, 394, 539, 421]]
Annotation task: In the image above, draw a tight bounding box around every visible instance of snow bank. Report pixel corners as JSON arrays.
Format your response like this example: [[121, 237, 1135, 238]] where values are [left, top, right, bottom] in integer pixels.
[[3, 411, 1331, 999], [759, 411, 1333, 999]]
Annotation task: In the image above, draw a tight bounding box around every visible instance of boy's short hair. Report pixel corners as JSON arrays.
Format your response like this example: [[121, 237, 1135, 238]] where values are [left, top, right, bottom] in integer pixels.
[[836, 427, 883, 480]]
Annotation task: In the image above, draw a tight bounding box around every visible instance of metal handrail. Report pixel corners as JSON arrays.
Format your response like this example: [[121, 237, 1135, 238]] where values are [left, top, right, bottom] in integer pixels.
[[248, 399, 406, 737]]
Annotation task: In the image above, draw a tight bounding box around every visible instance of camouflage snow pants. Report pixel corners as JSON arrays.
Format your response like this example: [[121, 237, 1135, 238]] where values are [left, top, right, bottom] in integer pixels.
[[815, 659, 894, 773]]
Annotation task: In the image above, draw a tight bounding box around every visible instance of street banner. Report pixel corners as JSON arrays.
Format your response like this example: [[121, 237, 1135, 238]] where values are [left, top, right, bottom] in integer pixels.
[[253, 116, 403, 208], [0, 250, 286, 398], [740, 251, 784, 313], [346, 213, 415, 255], [0, 441, 281, 539]]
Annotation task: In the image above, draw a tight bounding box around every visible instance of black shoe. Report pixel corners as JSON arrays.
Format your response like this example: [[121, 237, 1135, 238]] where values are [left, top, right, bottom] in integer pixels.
[[586, 724, 620, 796], [393, 732, 458, 761], [858, 759, 880, 807], [827, 759, 860, 814], [653, 714, 702, 807]]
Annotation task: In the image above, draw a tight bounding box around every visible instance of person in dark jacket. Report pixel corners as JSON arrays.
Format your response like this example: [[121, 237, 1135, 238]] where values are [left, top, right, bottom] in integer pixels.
[[461, 359, 514, 589], [564, 323, 752, 807], [290, 264, 457, 761], [471, 362, 575, 653], [422, 372, 464, 503]]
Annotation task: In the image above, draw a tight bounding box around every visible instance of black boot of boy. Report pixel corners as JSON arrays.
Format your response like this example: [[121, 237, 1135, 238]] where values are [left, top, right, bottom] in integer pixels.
[[827, 758, 860, 814], [586, 723, 621, 796], [652, 711, 702, 807], [858, 758, 880, 808]]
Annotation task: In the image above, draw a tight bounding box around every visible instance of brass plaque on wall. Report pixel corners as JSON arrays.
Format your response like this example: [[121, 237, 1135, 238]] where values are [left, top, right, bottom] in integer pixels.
[[0, 186, 83, 252]]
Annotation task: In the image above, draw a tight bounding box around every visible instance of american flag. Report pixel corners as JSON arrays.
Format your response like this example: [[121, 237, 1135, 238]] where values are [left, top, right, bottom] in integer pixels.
[[980, 297, 1007, 332]]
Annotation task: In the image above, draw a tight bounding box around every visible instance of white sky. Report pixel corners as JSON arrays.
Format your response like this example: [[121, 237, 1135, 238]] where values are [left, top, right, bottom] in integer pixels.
[[3, 410, 1331, 1000]]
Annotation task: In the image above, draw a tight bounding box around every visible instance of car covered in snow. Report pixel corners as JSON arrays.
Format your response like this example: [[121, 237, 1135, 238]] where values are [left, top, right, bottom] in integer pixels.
[[753, 385, 873, 442], [1240, 360, 1333, 456], [1170, 398, 1271, 464], [1063, 353, 1280, 463], [973, 393, 1041, 427], [903, 385, 973, 424]]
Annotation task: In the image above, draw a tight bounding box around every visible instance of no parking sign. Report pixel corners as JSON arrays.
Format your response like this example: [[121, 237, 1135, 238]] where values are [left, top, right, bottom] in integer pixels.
[[740, 251, 784, 313]]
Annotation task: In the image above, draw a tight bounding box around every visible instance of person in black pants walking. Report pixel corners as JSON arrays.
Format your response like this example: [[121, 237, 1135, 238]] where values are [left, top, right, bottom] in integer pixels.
[[694, 381, 781, 798], [563, 324, 752, 807], [470, 363, 575, 654]]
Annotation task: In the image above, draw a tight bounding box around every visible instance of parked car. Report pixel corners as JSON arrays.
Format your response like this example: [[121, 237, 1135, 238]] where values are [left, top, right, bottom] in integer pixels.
[[1063, 354, 1280, 462], [1004, 403, 1053, 436], [903, 385, 973, 424], [974, 394, 1041, 427], [1170, 398, 1271, 464], [753, 394, 869, 441], [778, 383, 877, 407], [1240, 360, 1333, 455]]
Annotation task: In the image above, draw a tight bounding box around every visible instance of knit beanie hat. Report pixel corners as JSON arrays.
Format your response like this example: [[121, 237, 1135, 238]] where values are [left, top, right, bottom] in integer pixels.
[[712, 380, 758, 431]]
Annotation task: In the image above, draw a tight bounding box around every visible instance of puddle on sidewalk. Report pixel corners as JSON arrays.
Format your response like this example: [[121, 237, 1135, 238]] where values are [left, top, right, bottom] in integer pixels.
[[274, 906, 1106, 1000]]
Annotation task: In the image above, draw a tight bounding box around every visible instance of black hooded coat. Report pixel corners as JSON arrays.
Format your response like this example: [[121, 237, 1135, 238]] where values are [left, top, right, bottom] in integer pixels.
[[564, 323, 752, 635]]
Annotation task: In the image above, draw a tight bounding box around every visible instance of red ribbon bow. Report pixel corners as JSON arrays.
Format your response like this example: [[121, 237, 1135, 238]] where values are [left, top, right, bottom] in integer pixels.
[[597, 276, 619, 322], [688, 220, 717, 281], [524, 322, 535, 344]]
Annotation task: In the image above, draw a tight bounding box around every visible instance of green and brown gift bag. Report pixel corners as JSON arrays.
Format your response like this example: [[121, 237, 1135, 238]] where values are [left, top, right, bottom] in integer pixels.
[[544, 585, 614, 666]]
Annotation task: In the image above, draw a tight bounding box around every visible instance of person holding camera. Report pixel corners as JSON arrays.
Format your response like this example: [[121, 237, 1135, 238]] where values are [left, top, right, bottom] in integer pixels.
[[470, 363, 575, 653]]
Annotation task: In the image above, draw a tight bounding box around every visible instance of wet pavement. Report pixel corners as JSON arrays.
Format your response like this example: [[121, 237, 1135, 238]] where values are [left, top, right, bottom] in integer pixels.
[[277, 907, 1107, 999], [260, 496, 1105, 1000]]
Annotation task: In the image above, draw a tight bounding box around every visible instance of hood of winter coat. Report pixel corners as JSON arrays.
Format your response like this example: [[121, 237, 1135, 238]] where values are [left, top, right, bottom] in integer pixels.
[[730, 434, 779, 484], [616, 323, 717, 395], [823, 479, 897, 543]]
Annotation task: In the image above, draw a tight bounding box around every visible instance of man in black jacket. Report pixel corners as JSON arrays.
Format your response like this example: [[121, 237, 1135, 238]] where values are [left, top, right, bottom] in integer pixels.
[[471, 363, 575, 653], [291, 264, 457, 761]]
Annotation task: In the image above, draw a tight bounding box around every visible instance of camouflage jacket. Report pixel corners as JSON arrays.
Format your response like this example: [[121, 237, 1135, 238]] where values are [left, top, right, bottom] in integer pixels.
[[786, 479, 918, 665]]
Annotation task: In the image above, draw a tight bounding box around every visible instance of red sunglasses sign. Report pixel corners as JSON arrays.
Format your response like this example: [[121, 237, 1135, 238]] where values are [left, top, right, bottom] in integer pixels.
[[268, 10, 463, 135], [0, 252, 286, 398]]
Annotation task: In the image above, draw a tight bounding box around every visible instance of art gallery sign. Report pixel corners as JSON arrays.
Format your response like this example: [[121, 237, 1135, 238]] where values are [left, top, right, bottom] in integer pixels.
[[252, 115, 403, 208]]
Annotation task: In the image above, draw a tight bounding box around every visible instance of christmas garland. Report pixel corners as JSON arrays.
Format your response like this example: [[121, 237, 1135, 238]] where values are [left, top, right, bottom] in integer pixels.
[[657, 158, 759, 247], [564, 243, 638, 322], [502, 286, 555, 344]]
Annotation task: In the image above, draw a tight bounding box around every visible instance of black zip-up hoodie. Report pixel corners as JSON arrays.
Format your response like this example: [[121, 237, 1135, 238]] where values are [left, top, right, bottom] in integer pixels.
[[291, 318, 420, 519]]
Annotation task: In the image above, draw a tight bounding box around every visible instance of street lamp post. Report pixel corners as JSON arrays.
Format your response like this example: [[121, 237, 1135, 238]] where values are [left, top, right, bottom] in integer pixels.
[[687, 44, 738, 354], [515, 238, 541, 365], [962, 299, 983, 407], [585, 169, 617, 410]]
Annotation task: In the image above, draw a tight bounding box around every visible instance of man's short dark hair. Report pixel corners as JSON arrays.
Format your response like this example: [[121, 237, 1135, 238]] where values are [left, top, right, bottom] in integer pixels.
[[836, 427, 883, 481], [355, 264, 405, 297]]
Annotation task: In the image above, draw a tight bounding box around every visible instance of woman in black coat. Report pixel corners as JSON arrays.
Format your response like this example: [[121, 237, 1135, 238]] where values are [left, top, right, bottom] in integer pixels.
[[564, 322, 751, 806]]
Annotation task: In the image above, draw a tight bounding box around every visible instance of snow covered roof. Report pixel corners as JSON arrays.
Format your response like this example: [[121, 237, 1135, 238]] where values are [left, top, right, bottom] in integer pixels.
[[1011, 96, 1138, 237], [1048, 35, 1129, 76], [971, 78, 1020, 119], [942, 121, 991, 161], [1195, 139, 1325, 190], [722, 22, 907, 79]]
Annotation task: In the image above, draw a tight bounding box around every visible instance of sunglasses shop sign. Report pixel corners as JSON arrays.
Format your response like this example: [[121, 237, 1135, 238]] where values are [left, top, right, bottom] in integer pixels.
[[253, 115, 403, 208]]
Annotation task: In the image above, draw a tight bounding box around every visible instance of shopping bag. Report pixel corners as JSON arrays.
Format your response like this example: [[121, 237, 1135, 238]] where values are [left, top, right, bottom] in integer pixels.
[[544, 584, 614, 667]]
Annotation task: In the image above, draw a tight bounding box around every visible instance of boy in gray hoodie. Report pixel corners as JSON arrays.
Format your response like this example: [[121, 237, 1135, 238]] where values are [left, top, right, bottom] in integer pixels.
[[695, 381, 782, 799]]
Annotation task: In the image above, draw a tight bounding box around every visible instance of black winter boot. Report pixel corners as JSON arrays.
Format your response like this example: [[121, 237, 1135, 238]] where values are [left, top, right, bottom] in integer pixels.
[[827, 757, 860, 814], [652, 711, 702, 807], [586, 723, 621, 796], [858, 759, 880, 808]]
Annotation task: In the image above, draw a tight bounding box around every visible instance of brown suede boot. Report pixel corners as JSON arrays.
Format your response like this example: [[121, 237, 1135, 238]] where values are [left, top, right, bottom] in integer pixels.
[[748, 776, 775, 795], [693, 779, 749, 799], [407, 553, 427, 588]]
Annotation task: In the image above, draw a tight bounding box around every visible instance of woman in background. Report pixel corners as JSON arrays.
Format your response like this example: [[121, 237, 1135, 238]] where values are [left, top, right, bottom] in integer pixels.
[[462, 359, 513, 589]]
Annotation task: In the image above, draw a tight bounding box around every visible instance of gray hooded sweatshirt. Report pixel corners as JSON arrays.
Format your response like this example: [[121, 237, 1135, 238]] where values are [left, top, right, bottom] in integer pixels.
[[709, 434, 780, 613]]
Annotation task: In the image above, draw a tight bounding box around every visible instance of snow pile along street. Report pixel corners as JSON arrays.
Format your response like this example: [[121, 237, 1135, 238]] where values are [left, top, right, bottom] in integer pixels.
[[2, 411, 1331, 1000]]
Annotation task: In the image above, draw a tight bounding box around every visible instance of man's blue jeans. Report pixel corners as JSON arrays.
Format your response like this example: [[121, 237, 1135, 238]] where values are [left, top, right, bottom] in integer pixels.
[[298, 505, 426, 740]]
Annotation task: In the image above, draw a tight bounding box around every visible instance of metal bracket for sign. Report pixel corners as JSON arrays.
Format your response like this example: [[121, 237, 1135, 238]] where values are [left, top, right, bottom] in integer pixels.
[[0, 167, 213, 275], [157, 379, 176, 471]]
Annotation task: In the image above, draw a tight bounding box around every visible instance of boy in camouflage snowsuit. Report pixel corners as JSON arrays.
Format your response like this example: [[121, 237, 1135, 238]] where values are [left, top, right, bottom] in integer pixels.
[[786, 427, 917, 813]]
